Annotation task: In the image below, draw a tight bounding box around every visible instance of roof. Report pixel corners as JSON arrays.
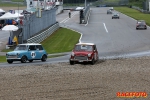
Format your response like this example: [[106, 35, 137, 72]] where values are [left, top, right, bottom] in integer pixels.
[[137, 20, 145, 22], [18, 43, 41, 45], [76, 43, 95, 45]]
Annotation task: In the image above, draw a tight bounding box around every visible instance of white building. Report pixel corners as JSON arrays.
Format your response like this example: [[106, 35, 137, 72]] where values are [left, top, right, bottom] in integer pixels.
[[26, 0, 63, 10]]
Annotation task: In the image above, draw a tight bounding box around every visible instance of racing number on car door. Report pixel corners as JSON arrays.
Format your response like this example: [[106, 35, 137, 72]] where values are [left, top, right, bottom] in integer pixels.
[[31, 52, 36, 58]]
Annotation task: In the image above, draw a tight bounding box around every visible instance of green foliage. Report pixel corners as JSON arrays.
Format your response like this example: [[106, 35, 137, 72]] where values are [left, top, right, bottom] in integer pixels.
[[12, 0, 24, 2]]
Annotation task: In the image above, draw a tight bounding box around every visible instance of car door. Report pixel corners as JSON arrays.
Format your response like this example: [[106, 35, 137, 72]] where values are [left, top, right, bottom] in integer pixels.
[[35, 45, 44, 59], [28, 45, 38, 59]]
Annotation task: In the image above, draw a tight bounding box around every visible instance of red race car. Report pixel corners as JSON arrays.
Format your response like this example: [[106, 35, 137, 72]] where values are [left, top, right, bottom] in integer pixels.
[[69, 43, 99, 65]]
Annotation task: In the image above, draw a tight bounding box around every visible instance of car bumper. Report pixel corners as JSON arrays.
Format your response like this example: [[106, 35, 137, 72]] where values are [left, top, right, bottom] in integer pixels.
[[6, 58, 21, 60], [70, 59, 92, 62], [136, 26, 147, 29]]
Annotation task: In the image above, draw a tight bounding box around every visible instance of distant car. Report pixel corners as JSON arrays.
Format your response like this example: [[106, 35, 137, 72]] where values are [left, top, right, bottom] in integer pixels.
[[75, 7, 84, 11], [112, 12, 120, 19], [6, 43, 47, 64], [69, 43, 99, 65], [107, 9, 113, 14], [136, 20, 147, 30]]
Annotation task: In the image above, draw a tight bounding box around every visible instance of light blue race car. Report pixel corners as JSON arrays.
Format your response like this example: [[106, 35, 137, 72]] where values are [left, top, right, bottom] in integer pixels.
[[6, 43, 47, 64]]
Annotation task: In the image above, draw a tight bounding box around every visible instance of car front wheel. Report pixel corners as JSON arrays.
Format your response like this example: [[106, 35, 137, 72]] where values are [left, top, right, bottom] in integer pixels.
[[91, 58, 95, 65], [21, 56, 27, 63], [41, 55, 47, 62], [7, 60, 13, 64], [70, 60, 74, 65]]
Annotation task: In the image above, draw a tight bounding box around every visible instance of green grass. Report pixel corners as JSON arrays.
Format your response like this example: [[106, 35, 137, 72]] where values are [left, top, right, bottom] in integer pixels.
[[12, 0, 24, 2], [114, 7, 150, 26], [2, 49, 14, 52], [41, 27, 80, 54], [0, 2, 24, 7], [0, 56, 6, 63], [2, 27, 80, 54]]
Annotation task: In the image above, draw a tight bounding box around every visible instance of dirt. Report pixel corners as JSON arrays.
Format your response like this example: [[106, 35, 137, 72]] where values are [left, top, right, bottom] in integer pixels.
[[0, 57, 150, 100]]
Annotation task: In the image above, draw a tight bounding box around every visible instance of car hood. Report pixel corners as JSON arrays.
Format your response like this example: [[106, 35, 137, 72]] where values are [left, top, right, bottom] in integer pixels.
[[7, 50, 27, 55], [73, 51, 93, 56]]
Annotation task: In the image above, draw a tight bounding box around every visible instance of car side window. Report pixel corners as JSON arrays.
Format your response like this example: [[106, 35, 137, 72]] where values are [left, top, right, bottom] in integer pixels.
[[93, 45, 97, 51], [36, 45, 43, 50], [29, 45, 36, 51]]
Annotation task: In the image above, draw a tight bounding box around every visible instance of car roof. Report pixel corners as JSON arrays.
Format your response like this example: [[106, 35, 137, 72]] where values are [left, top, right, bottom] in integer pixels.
[[137, 20, 145, 22], [18, 43, 41, 45], [76, 43, 95, 45]]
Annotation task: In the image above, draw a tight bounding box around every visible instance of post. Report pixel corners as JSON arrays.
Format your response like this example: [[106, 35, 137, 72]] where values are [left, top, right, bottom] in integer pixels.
[[85, 0, 86, 9]]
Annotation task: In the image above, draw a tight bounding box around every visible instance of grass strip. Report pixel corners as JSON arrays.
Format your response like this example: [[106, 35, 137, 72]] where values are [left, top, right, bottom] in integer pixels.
[[0, 56, 6, 63], [41, 27, 80, 54], [114, 7, 150, 26]]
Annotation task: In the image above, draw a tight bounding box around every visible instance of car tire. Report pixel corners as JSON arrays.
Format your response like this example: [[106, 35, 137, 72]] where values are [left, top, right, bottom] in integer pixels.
[[41, 55, 47, 62], [7, 60, 13, 64], [70, 60, 74, 65], [112, 17, 113, 19], [21, 56, 27, 63], [91, 58, 95, 65], [29, 60, 33, 62], [136, 28, 138, 30]]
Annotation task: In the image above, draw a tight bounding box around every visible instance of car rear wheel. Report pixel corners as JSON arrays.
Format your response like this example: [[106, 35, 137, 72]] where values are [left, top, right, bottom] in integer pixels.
[[41, 55, 47, 62], [29, 60, 33, 62], [21, 56, 27, 63], [7, 60, 13, 64], [70, 60, 74, 65]]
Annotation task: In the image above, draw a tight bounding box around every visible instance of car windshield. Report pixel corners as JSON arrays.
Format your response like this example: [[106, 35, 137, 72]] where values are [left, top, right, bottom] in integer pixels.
[[113, 12, 118, 15], [74, 45, 93, 51], [137, 21, 145, 25], [14, 45, 27, 51]]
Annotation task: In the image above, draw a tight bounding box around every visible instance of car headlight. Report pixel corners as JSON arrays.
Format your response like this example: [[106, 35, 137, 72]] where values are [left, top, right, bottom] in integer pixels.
[[88, 53, 91, 57], [71, 52, 75, 56]]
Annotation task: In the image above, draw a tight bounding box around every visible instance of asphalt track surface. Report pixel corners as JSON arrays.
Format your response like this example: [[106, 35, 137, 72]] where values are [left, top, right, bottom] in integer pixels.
[[1, 7, 150, 66]]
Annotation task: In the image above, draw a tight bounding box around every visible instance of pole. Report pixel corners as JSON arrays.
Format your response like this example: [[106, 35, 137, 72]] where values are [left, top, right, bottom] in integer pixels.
[[85, 0, 86, 8]]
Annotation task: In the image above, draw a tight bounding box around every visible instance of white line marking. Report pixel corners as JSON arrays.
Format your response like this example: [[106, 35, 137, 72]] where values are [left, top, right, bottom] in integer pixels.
[[64, 27, 83, 43], [103, 23, 108, 33], [60, 12, 78, 23]]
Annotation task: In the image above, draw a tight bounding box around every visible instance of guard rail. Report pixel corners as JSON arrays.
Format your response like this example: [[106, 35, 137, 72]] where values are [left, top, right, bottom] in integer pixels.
[[27, 22, 59, 43]]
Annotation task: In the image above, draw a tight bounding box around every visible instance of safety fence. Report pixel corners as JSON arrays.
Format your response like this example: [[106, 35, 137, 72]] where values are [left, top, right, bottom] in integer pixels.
[[84, 5, 90, 24], [79, 5, 90, 24], [27, 22, 59, 43], [132, 6, 150, 14]]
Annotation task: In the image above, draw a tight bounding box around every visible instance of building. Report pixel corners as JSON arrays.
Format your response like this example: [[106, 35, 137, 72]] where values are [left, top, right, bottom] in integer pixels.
[[26, 0, 63, 10]]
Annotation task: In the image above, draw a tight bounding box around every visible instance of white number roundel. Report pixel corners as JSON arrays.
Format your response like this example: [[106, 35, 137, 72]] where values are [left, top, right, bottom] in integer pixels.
[[31, 52, 36, 58]]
